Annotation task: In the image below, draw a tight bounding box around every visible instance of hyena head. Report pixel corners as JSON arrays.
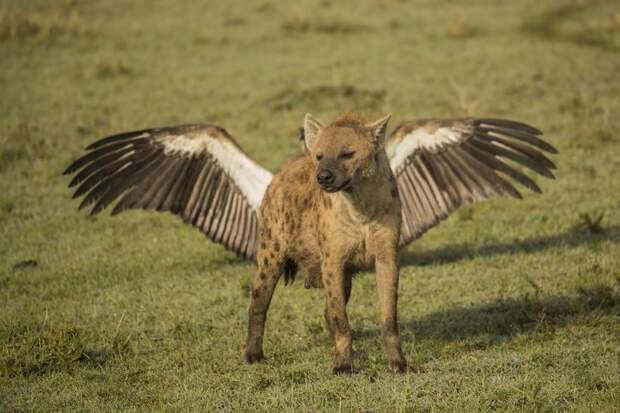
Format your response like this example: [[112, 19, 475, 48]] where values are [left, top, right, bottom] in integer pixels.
[[303, 112, 391, 193]]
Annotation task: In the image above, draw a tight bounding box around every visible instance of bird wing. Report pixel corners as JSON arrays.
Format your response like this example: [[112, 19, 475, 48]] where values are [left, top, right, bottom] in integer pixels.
[[64, 124, 273, 260], [385, 118, 557, 247]]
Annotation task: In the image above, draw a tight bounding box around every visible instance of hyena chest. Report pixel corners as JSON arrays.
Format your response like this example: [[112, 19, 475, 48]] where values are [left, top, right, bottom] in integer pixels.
[[333, 219, 376, 271], [296, 220, 375, 289]]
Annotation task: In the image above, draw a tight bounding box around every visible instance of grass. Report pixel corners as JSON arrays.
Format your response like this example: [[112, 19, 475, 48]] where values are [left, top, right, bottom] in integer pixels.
[[1, 0, 619, 411]]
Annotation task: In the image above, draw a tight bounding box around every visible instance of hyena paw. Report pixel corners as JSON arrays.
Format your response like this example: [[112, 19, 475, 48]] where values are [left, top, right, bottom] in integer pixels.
[[389, 358, 407, 373], [242, 349, 265, 364], [332, 363, 353, 375]]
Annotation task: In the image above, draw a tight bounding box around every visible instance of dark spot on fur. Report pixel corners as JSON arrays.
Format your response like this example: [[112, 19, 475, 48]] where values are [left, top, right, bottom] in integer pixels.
[[252, 288, 260, 299], [327, 272, 334, 278], [270, 251, 275, 259], [391, 187, 398, 198], [325, 251, 330, 259], [259, 272, 266, 280], [327, 290, 333, 298], [263, 257, 269, 266], [260, 241, 266, 249], [324, 277, 331, 286], [334, 316, 348, 332], [323, 196, 331, 208], [274, 240, 280, 252]]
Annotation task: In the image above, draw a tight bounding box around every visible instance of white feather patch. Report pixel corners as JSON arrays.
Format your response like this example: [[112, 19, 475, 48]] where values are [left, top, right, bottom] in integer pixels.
[[162, 134, 210, 154], [387, 126, 468, 172], [161, 133, 272, 211]]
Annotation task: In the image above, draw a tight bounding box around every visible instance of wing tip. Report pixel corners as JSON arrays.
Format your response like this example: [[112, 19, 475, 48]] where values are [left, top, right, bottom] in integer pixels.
[[475, 117, 543, 135], [63, 161, 83, 176]]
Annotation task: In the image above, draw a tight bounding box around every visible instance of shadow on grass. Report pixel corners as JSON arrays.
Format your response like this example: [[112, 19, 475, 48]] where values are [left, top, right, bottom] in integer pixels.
[[406, 283, 619, 343], [353, 283, 619, 350], [400, 225, 620, 267]]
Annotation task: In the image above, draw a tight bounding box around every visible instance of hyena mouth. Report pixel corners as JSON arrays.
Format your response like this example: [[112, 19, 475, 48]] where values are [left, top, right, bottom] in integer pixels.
[[323, 178, 352, 193]]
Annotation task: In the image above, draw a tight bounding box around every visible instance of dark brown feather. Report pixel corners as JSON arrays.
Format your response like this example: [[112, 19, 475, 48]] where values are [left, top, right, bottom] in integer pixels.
[[475, 118, 542, 135], [195, 168, 222, 228], [477, 125, 557, 154], [462, 143, 539, 194], [402, 168, 430, 222], [85, 129, 152, 150], [477, 132, 556, 170], [64, 139, 148, 175], [470, 137, 554, 179], [443, 150, 490, 200], [455, 146, 522, 199], [69, 147, 135, 187]]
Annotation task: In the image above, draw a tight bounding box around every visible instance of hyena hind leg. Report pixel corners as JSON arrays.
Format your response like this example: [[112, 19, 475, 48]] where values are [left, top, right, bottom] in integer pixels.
[[243, 256, 281, 363]]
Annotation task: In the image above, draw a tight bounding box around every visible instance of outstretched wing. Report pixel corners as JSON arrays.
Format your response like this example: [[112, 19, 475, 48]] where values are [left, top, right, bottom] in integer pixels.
[[385, 118, 557, 247], [64, 124, 273, 260]]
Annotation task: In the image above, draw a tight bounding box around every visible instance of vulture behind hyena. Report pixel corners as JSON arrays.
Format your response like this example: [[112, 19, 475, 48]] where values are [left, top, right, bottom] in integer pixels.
[[64, 116, 557, 260]]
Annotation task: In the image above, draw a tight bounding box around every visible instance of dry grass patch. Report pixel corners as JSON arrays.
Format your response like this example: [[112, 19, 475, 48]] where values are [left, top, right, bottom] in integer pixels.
[[264, 85, 386, 113], [446, 16, 479, 39], [0, 3, 96, 42], [281, 15, 371, 35]]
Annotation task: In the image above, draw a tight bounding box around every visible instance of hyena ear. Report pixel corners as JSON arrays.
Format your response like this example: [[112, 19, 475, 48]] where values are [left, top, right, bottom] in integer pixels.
[[366, 113, 391, 145], [303, 113, 324, 152]]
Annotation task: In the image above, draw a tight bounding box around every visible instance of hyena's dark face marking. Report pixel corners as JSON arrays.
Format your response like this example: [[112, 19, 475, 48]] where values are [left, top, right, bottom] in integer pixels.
[[303, 113, 391, 193]]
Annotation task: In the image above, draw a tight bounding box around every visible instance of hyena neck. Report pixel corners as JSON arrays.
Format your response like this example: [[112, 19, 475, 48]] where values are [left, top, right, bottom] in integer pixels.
[[337, 158, 395, 222]]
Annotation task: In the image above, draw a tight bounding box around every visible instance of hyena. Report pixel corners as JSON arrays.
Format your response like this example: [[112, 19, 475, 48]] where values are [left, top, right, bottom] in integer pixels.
[[244, 113, 407, 373]]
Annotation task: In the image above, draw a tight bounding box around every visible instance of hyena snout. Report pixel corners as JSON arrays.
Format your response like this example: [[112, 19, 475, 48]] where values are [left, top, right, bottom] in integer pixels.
[[316, 166, 350, 192], [317, 169, 335, 187]]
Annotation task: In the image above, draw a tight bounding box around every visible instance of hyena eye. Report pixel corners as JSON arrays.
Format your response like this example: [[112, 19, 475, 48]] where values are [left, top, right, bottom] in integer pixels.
[[316, 154, 323, 161], [339, 151, 355, 159]]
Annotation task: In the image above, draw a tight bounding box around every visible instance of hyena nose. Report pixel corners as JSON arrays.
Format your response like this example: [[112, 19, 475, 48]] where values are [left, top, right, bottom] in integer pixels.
[[317, 169, 335, 186]]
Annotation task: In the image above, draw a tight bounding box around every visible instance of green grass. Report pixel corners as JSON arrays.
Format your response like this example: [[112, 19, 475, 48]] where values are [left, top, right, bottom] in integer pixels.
[[1, 0, 619, 411]]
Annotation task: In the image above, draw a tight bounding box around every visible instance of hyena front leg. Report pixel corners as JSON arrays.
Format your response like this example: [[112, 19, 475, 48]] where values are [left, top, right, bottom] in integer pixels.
[[243, 255, 281, 363], [322, 261, 353, 374], [375, 253, 407, 373], [323, 272, 352, 345]]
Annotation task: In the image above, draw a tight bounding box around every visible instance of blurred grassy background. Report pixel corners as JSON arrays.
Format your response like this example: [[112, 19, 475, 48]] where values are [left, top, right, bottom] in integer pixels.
[[1, 0, 619, 411]]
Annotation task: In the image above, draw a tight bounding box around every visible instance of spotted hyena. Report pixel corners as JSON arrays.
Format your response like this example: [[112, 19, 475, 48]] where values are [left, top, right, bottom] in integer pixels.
[[243, 112, 407, 373]]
